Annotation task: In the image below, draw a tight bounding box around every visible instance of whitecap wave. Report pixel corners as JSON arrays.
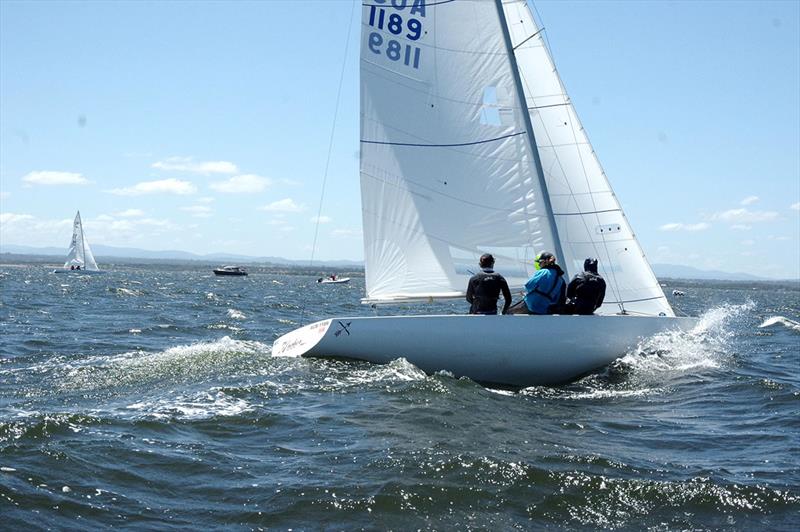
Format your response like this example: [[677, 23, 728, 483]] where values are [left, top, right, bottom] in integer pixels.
[[111, 287, 141, 297], [227, 309, 246, 320], [126, 389, 253, 420], [758, 316, 800, 332], [55, 336, 270, 392]]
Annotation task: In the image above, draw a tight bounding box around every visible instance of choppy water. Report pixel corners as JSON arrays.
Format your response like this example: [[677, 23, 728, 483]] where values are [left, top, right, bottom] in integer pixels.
[[1, 263, 798, 529]]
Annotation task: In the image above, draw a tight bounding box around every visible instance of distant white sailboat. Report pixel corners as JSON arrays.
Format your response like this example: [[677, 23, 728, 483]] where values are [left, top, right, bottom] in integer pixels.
[[53, 211, 105, 274], [274, 0, 695, 386]]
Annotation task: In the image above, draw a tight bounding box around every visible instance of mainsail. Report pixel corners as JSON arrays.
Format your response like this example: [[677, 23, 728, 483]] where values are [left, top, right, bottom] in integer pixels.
[[359, 0, 671, 316], [63, 211, 99, 271]]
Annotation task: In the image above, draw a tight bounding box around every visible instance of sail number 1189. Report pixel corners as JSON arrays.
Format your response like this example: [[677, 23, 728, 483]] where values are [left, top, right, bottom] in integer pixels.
[[366, 5, 423, 70]]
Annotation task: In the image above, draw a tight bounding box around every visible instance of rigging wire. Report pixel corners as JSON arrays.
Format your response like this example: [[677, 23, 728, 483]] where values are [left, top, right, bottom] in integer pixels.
[[302, 0, 357, 322]]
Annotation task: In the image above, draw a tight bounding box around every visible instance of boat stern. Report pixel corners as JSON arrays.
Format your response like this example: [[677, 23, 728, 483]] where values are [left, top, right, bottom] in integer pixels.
[[272, 319, 332, 358]]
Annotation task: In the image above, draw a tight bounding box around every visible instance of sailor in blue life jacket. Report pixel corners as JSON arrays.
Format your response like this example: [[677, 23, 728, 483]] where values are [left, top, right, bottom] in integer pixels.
[[466, 253, 512, 315], [522, 252, 566, 314], [563, 258, 607, 315]]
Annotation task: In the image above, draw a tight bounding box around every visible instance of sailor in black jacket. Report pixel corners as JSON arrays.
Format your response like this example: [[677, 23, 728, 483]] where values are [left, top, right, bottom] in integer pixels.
[[564, 258, 607, 315], [466, 254, 512, 315]]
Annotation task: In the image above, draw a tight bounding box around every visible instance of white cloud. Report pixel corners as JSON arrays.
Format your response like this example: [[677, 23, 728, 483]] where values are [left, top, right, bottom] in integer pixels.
[[0, 213, 35, 224], [659, 222, 710, 232], [0, 213, 72, 246], [711, 208, 778, 223], [210, 174, 272, 194], [197, 196, 215, 204], [115, 209, 145, 218], [108, 178, 197, 196], [310, 215, 332, 224], [104, 217, 175, 235], [0, 191, 10, 200], [181, 205, 213, 218], [331, 228, 363, 238], [1, 212, 180, 249], [740, 239, 755, 246], [791, 202, 800, 211], [730, 224, 751, 231], [740, 195, 759, 205], [22, 171, 89, 186], [152, 157, 237, 175], [259, 198, 305, 213]]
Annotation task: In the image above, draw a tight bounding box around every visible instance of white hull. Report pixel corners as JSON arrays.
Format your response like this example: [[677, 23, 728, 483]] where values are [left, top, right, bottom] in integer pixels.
[[52, 269, 106, 275], [273, 314, 697, 386], [318, 278, 351, 284]]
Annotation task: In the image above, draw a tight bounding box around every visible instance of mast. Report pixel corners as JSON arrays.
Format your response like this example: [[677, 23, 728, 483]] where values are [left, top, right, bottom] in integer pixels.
[[493, 0, 567, 276]]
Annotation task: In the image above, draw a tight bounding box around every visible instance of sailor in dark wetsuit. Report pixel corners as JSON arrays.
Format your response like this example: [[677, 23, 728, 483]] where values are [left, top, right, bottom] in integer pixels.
[[564, 258, 607, 315], [466, 253, 512, 315]]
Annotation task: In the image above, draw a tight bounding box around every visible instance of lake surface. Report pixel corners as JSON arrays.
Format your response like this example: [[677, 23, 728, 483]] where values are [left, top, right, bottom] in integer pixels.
[[1, 263, 798, 529]]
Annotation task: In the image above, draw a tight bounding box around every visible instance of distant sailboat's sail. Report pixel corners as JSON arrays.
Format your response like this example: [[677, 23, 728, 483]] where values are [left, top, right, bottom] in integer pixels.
[[360, 0, 557, 303], [501, 0, 672, 316], [63, 211, 100, 271], [360, 0, 672, 317]]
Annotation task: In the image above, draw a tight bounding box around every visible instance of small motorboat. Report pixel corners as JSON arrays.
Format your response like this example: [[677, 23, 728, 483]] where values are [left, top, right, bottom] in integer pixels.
[[213, 266, 248, 276], [672, 290, 685, 296], [317, 275, 350, 284]]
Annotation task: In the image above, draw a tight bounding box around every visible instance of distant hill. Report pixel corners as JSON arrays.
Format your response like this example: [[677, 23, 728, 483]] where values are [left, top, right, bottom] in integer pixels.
[[0, 244, 363, 268], [651, 263, 768, 281]]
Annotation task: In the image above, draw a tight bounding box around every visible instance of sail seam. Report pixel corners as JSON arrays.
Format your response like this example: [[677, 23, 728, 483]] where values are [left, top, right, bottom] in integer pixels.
[[361, 131, 527, 148], [554, 209, 621, 216]]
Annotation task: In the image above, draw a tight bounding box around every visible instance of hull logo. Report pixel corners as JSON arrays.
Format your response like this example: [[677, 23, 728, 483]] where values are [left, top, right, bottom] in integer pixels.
[[334, 321, 352, 337]]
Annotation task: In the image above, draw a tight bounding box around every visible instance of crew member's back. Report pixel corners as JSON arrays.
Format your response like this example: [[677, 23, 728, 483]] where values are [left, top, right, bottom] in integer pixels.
[[466, 254, 512, 315]]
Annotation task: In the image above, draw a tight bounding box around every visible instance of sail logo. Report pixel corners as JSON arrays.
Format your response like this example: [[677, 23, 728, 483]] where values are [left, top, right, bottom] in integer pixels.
[[365, 0, 426, 70]]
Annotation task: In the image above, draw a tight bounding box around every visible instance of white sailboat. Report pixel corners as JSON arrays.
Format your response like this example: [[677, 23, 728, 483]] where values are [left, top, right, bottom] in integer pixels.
[[53, 211, 105, 274], [273, 0, 696, 386]]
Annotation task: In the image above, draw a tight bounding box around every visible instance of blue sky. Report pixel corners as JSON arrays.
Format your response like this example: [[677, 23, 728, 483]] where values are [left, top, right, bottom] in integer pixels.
[[1, 0, 798, 278]]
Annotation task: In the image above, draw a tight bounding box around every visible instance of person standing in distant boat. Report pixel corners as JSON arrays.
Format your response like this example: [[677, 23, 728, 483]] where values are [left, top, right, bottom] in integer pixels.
[[466, 253, 512, 315], [563, 258, 607, 315], [511, 252, 565, 315]]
